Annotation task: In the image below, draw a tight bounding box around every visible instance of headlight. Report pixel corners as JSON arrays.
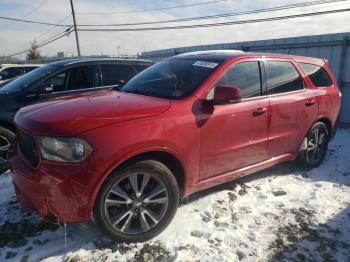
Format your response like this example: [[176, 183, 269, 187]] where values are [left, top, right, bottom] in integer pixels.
[[38, 137, 93, 163]]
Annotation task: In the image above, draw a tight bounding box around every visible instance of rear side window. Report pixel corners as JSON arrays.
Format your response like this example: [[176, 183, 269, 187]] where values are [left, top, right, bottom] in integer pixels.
[[300, 63, 333, 87], [265, 61, 304, 94], [215, 61, 262, 99], [44, 72, 67, 92], [101, 64, 136, 86]]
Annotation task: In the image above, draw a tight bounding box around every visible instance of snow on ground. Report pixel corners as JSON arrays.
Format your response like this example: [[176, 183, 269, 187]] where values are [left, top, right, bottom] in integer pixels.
[[0, 129, 350, 262]]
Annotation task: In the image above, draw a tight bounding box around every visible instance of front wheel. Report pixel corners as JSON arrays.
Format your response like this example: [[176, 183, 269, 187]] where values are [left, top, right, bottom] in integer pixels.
[[297, 122, 329, 168], [94, 160, 179, 242], [0, 127, 16, 174]]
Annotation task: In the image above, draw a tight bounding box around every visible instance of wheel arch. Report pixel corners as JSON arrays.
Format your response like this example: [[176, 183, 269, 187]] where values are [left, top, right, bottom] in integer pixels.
[[316, 116, 332, 136], [296, 116, 333, 158], [88, 148, 187, 217], [114, 150, 186, 193], [0, 120, 16, 134]]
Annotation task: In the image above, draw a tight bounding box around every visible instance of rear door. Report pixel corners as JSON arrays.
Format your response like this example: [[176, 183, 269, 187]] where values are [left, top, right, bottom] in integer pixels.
[[200, 60, 270, 180], [265, 59, 319, 157]]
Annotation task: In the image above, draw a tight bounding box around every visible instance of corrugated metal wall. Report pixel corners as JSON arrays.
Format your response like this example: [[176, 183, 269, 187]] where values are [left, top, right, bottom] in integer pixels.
[[141, 33, 350, 123]]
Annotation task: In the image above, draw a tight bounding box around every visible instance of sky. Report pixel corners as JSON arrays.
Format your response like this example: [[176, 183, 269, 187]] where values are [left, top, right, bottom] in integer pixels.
[[0, 0, 349, 58]]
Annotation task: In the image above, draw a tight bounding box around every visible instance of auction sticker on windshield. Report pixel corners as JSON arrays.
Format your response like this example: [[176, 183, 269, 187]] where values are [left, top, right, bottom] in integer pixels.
[[192, 61, 218, 69]]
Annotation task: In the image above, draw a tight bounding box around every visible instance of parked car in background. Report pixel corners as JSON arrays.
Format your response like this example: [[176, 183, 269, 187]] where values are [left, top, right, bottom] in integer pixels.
[[9, 50, 340, 242], [0, 58, 153, 173], [0, 64, 43, 83], [0, 77, 17, 88]]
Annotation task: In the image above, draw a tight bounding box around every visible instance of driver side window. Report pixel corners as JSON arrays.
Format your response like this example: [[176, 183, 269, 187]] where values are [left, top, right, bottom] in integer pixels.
[[40, 65, 100, 93], [44, 72, 67, 92], [210, 61, 262, 99]]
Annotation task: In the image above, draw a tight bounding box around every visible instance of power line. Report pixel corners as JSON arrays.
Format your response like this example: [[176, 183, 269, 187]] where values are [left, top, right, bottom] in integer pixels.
[[76, 0, 226, 15], [78, 8, 350, 32], [1, 14, 71, 58], [77, 0, 350, 27], [4, 28, 74, 58], [35, 14, 72, 41], [0, 15, 71, 27], [0, 0, 50, 29]]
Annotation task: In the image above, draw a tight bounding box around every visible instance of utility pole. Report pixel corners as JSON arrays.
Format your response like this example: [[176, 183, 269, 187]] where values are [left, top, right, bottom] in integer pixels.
[[116, 45, 120, 57], [70, 0, 81, 57]]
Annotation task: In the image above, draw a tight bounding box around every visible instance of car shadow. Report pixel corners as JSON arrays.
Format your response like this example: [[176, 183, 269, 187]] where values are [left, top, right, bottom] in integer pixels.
[[268, 205, 350, 261]]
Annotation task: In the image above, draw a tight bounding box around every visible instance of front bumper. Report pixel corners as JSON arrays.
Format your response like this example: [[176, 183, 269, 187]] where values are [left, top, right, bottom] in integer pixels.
[[9, 143, 98, 224]]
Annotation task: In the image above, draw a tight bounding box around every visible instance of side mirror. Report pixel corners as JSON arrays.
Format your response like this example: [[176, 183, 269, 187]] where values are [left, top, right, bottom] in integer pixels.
[[213, 85, 241, 105], [113, 80, 126, 91]]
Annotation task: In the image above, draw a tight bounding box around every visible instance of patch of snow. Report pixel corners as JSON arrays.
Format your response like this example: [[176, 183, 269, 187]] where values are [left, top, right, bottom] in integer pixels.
[[0, 130, 349, 261]]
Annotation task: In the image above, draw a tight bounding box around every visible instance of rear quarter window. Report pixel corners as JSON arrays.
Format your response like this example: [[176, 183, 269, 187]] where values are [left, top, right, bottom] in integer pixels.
[[300, 63, 333, 87]]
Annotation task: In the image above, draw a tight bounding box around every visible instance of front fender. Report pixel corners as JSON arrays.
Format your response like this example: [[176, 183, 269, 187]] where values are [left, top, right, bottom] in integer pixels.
[[79, 117, 200, 219]]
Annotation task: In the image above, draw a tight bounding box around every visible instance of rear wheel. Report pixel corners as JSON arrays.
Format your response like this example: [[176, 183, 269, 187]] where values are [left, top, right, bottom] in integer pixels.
[[297, 122, 329, 168], [0, 127, 15, 174], [94, 160, 179, 242]]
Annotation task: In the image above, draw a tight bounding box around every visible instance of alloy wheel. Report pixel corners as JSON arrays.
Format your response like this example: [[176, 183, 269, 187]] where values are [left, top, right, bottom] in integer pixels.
[[0, 135, 11, 167], [306, 127, 327, 165], [104, 172, 169, 234]]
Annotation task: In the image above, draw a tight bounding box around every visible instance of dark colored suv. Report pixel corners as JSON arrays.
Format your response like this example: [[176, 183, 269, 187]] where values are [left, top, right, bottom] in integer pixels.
[[0, 58, 152, 173]]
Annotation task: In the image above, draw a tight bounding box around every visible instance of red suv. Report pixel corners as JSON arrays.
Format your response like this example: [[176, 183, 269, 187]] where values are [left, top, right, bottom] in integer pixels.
[[9, 51, 341, 242]]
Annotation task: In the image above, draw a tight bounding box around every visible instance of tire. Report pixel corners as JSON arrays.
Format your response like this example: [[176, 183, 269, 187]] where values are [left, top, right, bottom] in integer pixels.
[[0, 127, 16, 174], [94, 160, 179, 242], [297, 122, 329, 168]]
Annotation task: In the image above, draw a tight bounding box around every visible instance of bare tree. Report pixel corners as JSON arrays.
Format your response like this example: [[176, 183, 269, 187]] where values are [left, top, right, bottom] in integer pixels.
[[26, 41, 44, 60]]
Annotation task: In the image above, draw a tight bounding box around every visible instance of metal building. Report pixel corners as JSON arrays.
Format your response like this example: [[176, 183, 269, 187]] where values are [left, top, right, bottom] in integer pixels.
[[140, 32, 350, 123]]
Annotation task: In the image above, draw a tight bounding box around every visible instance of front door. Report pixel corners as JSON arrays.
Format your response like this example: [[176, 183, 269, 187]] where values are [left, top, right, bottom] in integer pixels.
[[199, 60, 269, 180], [36, 64, 102, 100]]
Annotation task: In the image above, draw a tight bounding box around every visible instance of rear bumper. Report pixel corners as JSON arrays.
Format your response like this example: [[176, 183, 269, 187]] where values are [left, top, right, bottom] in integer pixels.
[[9, 145, 97, 224], [331, 115, 339, 140]]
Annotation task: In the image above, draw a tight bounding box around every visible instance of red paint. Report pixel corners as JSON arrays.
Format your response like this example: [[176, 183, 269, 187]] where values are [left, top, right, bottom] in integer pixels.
[[9, 52, 341, 224]]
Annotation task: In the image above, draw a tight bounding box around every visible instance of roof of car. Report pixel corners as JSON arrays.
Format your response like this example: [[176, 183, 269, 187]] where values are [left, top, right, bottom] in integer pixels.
[[0, 64, 43, 67], [48, 58, 153, 68], [172, 50, 245, 61], [171, 50, 324, 65]]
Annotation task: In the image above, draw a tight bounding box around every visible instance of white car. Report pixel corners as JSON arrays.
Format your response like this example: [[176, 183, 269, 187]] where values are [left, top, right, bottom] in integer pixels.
[[0, 64, 43, 83]]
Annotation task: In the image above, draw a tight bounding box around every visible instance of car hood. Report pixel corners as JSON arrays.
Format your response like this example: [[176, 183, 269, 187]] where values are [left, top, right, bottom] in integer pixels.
[[15, 90, 171, 136]]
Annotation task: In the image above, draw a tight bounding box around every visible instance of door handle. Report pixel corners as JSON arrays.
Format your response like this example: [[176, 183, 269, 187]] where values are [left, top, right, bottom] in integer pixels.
[[305, 99, 316, 107], [253, 107, 267, 116], [25, 94, 37, 99]]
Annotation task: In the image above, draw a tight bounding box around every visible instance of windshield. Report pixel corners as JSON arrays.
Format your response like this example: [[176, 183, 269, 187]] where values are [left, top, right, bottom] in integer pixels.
[[0, 64, 62, 93], [121, 59, 221, 99]]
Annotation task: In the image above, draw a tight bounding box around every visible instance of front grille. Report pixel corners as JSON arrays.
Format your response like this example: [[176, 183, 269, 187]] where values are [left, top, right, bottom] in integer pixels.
[[18, 130, 40, 167]]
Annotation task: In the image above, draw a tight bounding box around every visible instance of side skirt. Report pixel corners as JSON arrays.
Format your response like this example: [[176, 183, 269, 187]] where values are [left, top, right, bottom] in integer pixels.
[[184, 154, 295, 197]]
